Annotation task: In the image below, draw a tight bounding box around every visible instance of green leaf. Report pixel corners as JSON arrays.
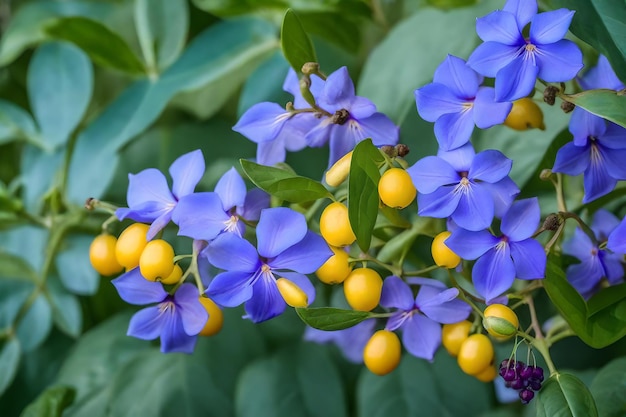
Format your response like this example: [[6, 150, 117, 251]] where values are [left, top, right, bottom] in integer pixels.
[[0, 338, 21, 396], [54, 234, 100, 295], [27, 42, 93, 149], [45, 17, 145, 75], [0, 225, 49, 276], [547, 0, 626, 84], [281, 9, 317, 73], [236, 344, 347, 417], [0, 252, 38, 283], [46, 276, 82, 338], [241, 159, 332, 203], [377, 217, 433, 263], [295, 307, 372, 330], [0, 100, 38, 145], [16, 292, 52, 352], [590, 357, 626, 417], [426, 0, 478, 8], [20, 385, 75, 417], [358, 0, 501, 124], [587, 283, 626, 316], [0, 1, 115, 66], [357, 350, 491, 417], [299, 12, 360, 53], [562, 89, 626, 129], [536, 372, 598, 417], [0, 280, 33, 328], [349, 139, 384, 252], [20, 144, 65, 213], [237, 51, 291, 117], [134, 0, 188, 72]]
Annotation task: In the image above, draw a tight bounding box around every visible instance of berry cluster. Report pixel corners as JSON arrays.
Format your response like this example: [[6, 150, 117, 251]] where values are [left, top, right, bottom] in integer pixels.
[[499, 359, 545, 404]]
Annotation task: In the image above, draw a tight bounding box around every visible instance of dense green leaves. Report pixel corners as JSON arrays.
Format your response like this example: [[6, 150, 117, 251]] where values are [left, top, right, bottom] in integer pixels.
[[0, 100, 38, 145], [20, 385, 76, 417], [241, 159, 332, 203], [349, 139, 384, 252], [590, 357, 626, 417], [296, 307, 372, 330], [281, 9, 317, 73], [562, 89, 626, 129], [0, 338, 21, 396], [16, 293, 53, 352], [536, 373, 598, 417]]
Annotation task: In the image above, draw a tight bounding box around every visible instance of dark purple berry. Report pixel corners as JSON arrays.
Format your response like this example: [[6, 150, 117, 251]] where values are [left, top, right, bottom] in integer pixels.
[[520, 365, 533, 380], [515, 360, 525, 371], [503, 369, 517, 382], [500, 359, 514, 370], [519, 388, 535, 404], [511, 378, 528, 390], [528, 378, 542, 391], [532, 366, 544, 382]]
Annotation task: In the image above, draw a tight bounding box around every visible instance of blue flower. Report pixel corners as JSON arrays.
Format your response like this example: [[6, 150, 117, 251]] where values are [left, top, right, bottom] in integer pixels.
[[445, 198, 546, 303], [467, 0, 583, 101], [112, 269, 207, 353], [408, 143, 519, 231], [608, 216, 626, 255], [172, 167, 269, 241], [380, 276, 471, 361], [206, 207, 332, 323], [563, 210, 624, 298], [304, 320, 376, 363], [116, 150, 205, 240], [415, 55, 512, 151], [305, 66, 399, 167]]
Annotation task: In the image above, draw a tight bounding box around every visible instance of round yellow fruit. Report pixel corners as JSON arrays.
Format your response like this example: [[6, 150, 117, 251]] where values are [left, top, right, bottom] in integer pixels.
[[504, 98, 545, 131], [378, 168, 416, 209], [139, 239, 175, 281], [315, 246, 352, 284], [431, 231, 461, 269], [115, 223, 150, 269], [319, 202, 356, 247], [89, 234, 123, 276], [343, 268, 383, 311], [363, 330, 402, 375]]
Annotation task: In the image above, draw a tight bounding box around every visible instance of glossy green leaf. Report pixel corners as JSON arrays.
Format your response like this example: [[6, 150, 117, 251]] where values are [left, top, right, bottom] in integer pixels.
[[0, 338, 21, 396], [16, 293, 53, 352], [281, 9, 317, 73], [236, 344, 347, 417], [0, 100, 38, 145], [240, 159, 332, 203], [358, 0, 500, 124], [46, 276, 82, 338], [590, 357, 626, 417], [547, 0, 626, 84], [295, 307, 372, 330], [376, 221, 423, 263], [536, 372, 598, 417], [562, 89, 626, 129], [587, 283, 626, 315], [357, 350, 491, 417], [299, 12, 360, 53], [20, 385, 76, 417], [349, 139, 384, 252], [134, 0, 188, 72], [0, 252, 38, 283], [426, 0, 478, 8], [20, 144, 64, 213], [46, 17, 145, 75], [0, 280, 33, 328], [0, 1, 114, 66], [0, 225, 49, 276], [55, 235, 100, 296]]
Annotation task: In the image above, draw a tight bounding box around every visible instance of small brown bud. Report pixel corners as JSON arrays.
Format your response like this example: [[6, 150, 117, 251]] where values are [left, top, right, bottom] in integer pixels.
[[542, 213, 562, 231], [301, 62, 320, 75], [85, 197, 96, 210], [379, 145, 397, 157], [561, 101, 575, 113], [395, 144, 410, 157], [539, 169, 553, 181], [543, 86, 558, 105]]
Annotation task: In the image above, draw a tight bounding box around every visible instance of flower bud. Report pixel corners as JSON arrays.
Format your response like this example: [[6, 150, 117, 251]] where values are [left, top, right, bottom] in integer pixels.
[[276, 278, 308, 308], [325, 151, 353, 187], [542, 213, 562, 231], [543, 86, 559, 105], [539, 169, 553, 181], [560, 101, 575, 113], [483, 304, 519, 340], [301, 62, 320, 75]]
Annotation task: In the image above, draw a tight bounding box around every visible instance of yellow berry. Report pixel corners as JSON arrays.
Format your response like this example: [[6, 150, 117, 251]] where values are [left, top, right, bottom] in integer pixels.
[[474, 365, 497, 382], [315, 246, 352, 284], [343, 268, 383, 311], [276, 278, 309, 308], [115, 223, 150, 269], [89, 234, 123, 276], [504, 98, 545, 131], [325, 151, 353, 187], [483, 304, 519, 340], [378, 168, 416, 209], [319, 202, 356, 247], [441, 320, 472, 357], [457, 334, 494, 376], [199, 297, 223, 337], [160, 263, 183, 285], [139, 239, 175, 281], [363, 330, 402, 375], [431, 231, 461, 269]]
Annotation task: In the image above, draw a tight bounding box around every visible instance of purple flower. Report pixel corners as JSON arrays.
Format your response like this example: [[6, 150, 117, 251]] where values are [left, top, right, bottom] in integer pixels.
[[380, 276, 471, 361], [116, 150, 205, 240], [467, 0, 583, 101], [304, 319, 376, 363], [112, 269, 207, 353], [305, 66, 399, 166], [205, 207, 332, 323], [233, 70, 323, 166], [563, 210, 624, 298], [408, 143, 519, 231], [172, 167, 269, 241], [446, 198, 546, 303], [608, 216, 626, 255], [415, 55, 512, 151]]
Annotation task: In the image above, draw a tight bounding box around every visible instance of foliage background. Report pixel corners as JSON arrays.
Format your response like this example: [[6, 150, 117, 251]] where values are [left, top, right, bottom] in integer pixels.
[[0, 0, 625, 416]]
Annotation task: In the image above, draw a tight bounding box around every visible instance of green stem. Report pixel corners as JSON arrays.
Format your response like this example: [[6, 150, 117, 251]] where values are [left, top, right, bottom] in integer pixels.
[[555, 173, 567, 212], [349, 255, 402, 276], [404, 264, 439, 277], [561, 211, 598, 246]]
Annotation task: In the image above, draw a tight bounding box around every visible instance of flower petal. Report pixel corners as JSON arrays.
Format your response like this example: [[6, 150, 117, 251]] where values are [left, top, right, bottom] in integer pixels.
[[207, 270, 255, 307], [579, 55, 624, 91], [124, 169, 176, 210], [495, 56, 539, 101], [417, 185, 462, 219], [256, 137, 287, 166], [418, 287, 471, 324], [433, 55, 481, 99], [503, 0, 537, 29], [582, 153, 617, 203], [445, 229, 499, 260], [473, 246, 516, 303], [601, 252, 624, 284], [552, 142, 590, 175], [608, 217, 626, 254], [437, 142, 475, 171], [327, 126, 356, 168], [174, 283, 208, 336], [112, 268, 167, 305], [305, 118, 332, 148], [241, 188, 270, 221], [173, 192, 230, 241], [408, 156, 460, 194], [476, 10, 523, 45], [569, 107, 604, 146], [434, 110, 475, 151], [469, 150, 512, 183], [415, 83, 465, 122], [380, 275, 414, 310], [355, 113, 399, 147], [169, 149, 204, 199], [591, 209, 620, 241], [233, 102, 291, 143], [402, 315, 441, 361], [244, 274, 286, 323], [127, 306, 165, 340], [319, 67, 359, 112], [599, 144, 626, 180], [215, 167, 246, 211], [473, 87, 512, 129], [270, 231, 332, 274], [566, 257, 603, 296], [530, 9, 574, 45], [484, 177, 519, 218], [159, 312, 197, 353], [452, 183, 495, 231], [510, 239, 546, 279], [535, 40, 583, 82], [256, 208, 308, 259], [501, 197, 540, 241], [206, 233, 259, 272], [467, 42, 520, 78], [146, 211, 173, 241], [562, 228, 595, 260], [334, 320, 376, 363]]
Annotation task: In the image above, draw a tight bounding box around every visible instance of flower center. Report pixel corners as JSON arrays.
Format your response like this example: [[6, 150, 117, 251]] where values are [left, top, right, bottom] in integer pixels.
[[589, 141, 601, 163], [223, 215, 240, 233], [331, 109, 350, 125], [158, 300, 175, 314], [525, 43, 537, 53]]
